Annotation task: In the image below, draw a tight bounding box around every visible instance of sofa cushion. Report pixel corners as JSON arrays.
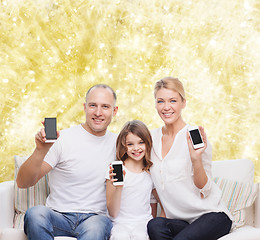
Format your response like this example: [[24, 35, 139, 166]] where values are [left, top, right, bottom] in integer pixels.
[[0, 228, 27, 240], [218, 225, 260, 240], [13, 212, 25, 229], [214, 177, 258, 228], [0, 228, 76, 240], [14, 155, 50, 229]]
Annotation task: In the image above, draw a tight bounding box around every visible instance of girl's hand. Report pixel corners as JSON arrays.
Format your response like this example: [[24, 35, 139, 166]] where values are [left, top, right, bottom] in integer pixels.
[[186, 126, 207, 164], [108, 165, 125, 187], [109, 165, 116, 182]]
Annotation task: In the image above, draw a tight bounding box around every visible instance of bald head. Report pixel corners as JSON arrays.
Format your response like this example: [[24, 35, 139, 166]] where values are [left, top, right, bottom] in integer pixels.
[[86, 84, 117, 106]]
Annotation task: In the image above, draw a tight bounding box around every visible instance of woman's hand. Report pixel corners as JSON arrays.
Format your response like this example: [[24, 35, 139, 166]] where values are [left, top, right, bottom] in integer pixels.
[[186, 126, 207, 164]]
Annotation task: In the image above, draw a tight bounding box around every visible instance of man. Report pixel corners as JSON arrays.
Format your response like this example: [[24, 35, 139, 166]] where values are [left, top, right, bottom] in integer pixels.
[[16, 84, 118, 240]]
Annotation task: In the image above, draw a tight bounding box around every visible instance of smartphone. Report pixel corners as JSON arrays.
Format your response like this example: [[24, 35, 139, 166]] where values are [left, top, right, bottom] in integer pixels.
[[188, 126, 204, 149], [44, 118, 57, 143], [111, 161, 124, 186]]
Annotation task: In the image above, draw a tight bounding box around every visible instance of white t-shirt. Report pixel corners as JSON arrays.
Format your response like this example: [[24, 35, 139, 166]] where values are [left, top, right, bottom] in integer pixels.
[[150, 124, 232, 223], [44, 124, 117, 214], [106, 167, 154, 224]]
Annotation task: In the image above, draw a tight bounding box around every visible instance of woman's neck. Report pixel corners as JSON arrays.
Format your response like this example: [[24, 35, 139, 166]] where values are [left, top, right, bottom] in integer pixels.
[[124, 158, 144, 173], [163, 117, 186, 136]]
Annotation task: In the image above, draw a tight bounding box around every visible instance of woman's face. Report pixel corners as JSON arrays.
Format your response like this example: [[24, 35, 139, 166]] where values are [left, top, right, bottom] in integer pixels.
[[155, 88, 186, 125]]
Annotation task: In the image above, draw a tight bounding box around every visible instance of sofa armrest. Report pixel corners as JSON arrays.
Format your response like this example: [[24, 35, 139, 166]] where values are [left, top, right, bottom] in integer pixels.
[[0, 181, 15, 229], [255, 182, 260, 228]]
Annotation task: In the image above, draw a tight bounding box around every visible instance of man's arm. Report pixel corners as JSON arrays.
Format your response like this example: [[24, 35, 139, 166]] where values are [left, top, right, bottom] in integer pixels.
[[16, 128, 58, 188], [16, 149, 52, 188]]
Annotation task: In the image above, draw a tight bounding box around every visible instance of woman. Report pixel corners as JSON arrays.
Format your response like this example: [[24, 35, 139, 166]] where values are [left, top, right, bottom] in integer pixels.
[[147, 77, 233, 240]]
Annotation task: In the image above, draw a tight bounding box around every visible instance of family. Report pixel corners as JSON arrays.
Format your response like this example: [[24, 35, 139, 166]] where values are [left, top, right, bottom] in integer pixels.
[[16, 77, 233, 240]]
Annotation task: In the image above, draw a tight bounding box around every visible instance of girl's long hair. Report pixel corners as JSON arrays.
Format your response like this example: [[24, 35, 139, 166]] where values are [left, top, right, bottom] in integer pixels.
[[116, 120, 153, 172]]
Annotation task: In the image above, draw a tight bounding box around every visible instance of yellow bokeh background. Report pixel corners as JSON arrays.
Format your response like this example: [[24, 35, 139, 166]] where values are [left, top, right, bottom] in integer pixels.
[[0, 0, 259, 182]]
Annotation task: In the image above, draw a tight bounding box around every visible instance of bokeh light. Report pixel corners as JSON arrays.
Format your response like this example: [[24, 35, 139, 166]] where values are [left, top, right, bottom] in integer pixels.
[[0, 0, 259, 182]]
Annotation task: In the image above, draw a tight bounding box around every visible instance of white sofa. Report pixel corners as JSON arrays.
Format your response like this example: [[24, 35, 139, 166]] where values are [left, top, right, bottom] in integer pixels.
[[0, 180, 76, 240], [0, 158, 260, 240], [212, 159, 260, 240]]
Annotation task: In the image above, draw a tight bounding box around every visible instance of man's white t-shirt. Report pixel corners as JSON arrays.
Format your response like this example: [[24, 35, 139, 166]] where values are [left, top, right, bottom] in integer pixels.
[[44, 124, 117, 214]]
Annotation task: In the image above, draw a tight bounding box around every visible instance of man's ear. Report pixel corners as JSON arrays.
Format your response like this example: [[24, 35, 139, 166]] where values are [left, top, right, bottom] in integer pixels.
[[83, 103, 87, 112], [113, 106, 118, 117]]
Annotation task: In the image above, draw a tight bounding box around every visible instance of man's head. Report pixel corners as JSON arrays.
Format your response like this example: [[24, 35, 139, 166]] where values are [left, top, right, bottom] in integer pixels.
[[83, 84, 118, 136]]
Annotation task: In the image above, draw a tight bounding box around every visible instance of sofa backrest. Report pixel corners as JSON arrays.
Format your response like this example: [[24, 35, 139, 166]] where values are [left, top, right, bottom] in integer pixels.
[[212, 158, 257, 227], [212, 159, 254, 183]]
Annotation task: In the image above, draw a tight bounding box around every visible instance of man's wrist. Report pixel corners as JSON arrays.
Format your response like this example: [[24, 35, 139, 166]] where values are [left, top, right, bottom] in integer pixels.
[[34, 147, 49, 158]]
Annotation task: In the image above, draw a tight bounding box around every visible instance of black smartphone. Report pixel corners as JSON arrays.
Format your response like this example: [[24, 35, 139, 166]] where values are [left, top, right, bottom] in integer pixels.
[[112, 161, 124, 186], [44, 118, 57, 143]]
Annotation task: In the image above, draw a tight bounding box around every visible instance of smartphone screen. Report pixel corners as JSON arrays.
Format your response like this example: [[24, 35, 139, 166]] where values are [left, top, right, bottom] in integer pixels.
[[189, 129, 203, 145], [112, 164, 123, 182], [44, 118, 57, 140]]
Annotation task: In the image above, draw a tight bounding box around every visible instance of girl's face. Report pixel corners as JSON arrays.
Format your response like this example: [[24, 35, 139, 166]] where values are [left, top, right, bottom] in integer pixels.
[[125, 132, 146, 162], [155, 88, 186, 125]]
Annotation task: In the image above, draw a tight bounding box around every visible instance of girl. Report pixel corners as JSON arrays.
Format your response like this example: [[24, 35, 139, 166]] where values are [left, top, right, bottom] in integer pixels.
[[106, 120, 163, 240], [147, 77, 233, 240]]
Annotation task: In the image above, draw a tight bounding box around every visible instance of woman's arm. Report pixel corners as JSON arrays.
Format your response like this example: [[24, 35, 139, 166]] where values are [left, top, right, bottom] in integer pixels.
[[186, 126, 209, 196], [106, 166, 124, 218]]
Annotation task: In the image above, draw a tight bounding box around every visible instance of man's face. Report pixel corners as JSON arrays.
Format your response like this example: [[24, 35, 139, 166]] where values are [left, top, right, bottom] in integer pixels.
[[83, 87, 118, 136]]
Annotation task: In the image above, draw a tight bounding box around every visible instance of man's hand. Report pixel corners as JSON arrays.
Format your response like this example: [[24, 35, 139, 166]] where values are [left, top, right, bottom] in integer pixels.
[[35, 121, 60, 152]]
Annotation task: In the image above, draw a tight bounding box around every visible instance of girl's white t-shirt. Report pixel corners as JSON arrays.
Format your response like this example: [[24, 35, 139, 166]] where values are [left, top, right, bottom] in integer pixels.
[[106, 166, 154, 224]]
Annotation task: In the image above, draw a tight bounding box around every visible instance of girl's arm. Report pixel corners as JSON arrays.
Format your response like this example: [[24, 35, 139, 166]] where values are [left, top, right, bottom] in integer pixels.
[[106, 166, 124, 218], [152, 189, 166, 218]]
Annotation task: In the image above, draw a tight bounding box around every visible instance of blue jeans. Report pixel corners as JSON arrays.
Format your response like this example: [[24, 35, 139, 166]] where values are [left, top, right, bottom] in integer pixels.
[[147, 212, 232, 240], [24, 205, 112, 240]]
